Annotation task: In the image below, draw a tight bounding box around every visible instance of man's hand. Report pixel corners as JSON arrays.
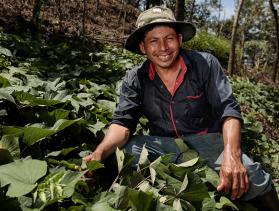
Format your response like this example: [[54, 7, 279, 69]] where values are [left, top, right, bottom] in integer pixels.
[[217, 149, 249, 200], [83, 150, 102, 163]]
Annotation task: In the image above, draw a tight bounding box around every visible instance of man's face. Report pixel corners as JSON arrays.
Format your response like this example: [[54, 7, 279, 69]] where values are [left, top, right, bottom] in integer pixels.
[[139, 26, 183, 71]]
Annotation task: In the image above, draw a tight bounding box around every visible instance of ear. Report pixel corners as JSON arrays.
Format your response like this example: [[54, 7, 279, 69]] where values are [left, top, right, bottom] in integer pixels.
[[139, 41, 146, 54], [178, 34, 183, 47]]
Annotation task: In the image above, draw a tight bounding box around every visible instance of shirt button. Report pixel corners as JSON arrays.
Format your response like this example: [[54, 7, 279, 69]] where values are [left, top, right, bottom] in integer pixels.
[[171, 101, 175, 104], [175, 120, 179, 123], [160, 85, 163, 89]]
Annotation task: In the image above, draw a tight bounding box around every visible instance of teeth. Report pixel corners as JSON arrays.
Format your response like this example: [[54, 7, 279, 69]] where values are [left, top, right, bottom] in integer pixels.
[[159, 55, 170, 60]]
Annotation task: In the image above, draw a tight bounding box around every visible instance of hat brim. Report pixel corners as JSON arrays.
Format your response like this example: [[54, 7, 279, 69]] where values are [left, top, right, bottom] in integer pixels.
[[124, 21, 196, 54]]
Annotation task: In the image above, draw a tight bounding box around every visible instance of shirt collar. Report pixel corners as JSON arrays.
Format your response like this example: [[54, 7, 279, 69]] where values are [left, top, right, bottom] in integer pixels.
[[148, 55, 187, 81]]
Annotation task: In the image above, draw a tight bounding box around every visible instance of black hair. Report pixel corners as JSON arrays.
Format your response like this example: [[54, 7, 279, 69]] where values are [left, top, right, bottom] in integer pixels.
[[139, 23, 182, 42]]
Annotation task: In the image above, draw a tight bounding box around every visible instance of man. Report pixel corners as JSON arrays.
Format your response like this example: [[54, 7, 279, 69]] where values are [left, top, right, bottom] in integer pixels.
[[84, 6, 279, 210]]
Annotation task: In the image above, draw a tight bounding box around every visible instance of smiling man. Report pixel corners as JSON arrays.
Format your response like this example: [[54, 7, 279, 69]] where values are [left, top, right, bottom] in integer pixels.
[[84, 6, 279, 210]]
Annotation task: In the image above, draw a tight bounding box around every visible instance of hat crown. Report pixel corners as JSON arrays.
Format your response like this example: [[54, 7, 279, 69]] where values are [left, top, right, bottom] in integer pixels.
[[136, 6, 176, 29]]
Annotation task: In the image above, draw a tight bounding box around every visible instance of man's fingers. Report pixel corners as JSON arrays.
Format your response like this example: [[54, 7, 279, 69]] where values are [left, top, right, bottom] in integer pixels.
[[244, 172, 249, 193], [217, 170, 231, 193], [231, 172, 239, 200]]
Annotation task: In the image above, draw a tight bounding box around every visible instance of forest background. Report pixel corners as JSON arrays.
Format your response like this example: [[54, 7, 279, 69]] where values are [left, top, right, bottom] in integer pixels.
[[0, 0, 279, 210]]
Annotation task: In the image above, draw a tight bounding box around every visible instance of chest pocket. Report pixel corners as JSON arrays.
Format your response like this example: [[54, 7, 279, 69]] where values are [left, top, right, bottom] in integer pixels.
[[185, 92, 209, 118]]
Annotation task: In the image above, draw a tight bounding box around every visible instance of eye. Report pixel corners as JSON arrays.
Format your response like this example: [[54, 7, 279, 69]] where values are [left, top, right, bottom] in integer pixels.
[[167, 36, 175, 40], [149, 39, 158, 45]]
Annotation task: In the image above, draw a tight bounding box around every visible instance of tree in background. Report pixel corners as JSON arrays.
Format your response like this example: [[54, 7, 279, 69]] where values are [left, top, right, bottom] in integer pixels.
[[32, 0, 43, 32], [175, 0, 185, 21], [227, 0, 244, 75], [269, 0, 279, 82]]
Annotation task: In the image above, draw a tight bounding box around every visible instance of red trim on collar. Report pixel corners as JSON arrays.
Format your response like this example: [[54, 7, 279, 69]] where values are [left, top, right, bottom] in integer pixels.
[[172, 56, 187, 95], [148, 63, 156, 80], [148, 56, 187, 83]]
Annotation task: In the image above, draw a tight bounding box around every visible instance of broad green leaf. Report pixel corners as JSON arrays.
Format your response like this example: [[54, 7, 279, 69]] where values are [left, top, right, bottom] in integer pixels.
[[0, 89, 15, 103], [138, 145, 149, 166], [87, 121, 106, 136], [202, 197, 216, 211], [23, 118, 82, 145], [149, 167, 157, 184], [97, 100, 116, 113], [1, 126, 24, 136], [0, 75, 11, 88], [89, 201, 119, 211], [36, 170, 83, 206], [115, 148, 134, 175], [86, 160, 105, 171], [201, 166, 219, 188], [46, 147, 77, 157], [13, 91, 61, 106], [128, 188, 155, 211], [178, 174, 188, 195], [0, 159, 47, 197], [175, 138, 199, 162], [0, 134, 20, 159], [0, 46, 12, 57], [176, 157, 199, 168], [173, 199, 183, 211], [215, 196, 238, 210], [116, 148, 125, 174]]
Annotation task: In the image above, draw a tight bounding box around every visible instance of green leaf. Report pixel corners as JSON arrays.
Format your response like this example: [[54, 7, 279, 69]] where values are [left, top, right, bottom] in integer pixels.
[[86, 160, 105, 171], [128, 188, 155, 211], [215, 196, 239, 210], [178, 174, 188, 195], [87, 121, 106, 136], [176, 157, 199, 168], [201, 166, 219, 188], [116, 148, 125, 174], [138, 145, 149, 166], [0, 159, 47, 197], [23, 118, 82, 145], [0, 134, 20, 159], [46, 147, 77, 157], [202, 197, 216, 211], [0, 89, 16, 103], [0, 75, 11, 88], [13, 91, 61, 106], [0, 46, 12, 57], [115, 148, 134, 175], [36, 170, 83, 206], [173, 199, 183, 211]]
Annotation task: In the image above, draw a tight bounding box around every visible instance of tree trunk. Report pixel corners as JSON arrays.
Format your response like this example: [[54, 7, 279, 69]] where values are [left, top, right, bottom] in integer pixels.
[[82, 0, 86, 36], [269, 0, 279, 82], [189, 0, 196, 22], [32, 0, 43, 31], [146, 0, 150, 10], [175, 0, 185, 21], [227, 0, 244, 75], [239, 29, 245, 74], [217, 0, 221, 36]]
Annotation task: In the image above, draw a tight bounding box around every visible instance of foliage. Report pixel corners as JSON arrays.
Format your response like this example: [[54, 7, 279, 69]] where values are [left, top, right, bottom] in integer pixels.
[[244, 40, 271, 67], [0, 28, 278, 210], [185, 31, 240, 67], [231, 77, 279, 177]]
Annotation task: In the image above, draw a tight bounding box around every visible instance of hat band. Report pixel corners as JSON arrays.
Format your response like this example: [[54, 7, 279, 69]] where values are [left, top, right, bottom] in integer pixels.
[[137, 18, 174, 28]]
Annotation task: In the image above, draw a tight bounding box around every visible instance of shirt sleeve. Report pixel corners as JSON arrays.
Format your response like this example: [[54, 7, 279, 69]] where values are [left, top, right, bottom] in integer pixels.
[[111, 68, 142, 133], [203, 53, 243, 127]]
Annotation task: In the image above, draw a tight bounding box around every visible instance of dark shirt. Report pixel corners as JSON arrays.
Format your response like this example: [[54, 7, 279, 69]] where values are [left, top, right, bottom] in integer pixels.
[[111, 49, 242, 137]]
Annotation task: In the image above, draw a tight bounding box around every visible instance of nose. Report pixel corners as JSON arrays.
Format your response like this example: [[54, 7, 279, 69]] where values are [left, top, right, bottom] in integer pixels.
[[159, 39, 169, 51]]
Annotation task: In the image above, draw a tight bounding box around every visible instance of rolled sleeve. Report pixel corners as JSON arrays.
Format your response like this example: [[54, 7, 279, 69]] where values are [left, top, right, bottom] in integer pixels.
[[111, 68, 142, 133], [204, 54, 243, 127]]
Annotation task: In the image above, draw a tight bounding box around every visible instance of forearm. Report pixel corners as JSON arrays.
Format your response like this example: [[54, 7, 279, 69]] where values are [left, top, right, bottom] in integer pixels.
[[222, 117, 242, 159], [89, 124, 130, 161]]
